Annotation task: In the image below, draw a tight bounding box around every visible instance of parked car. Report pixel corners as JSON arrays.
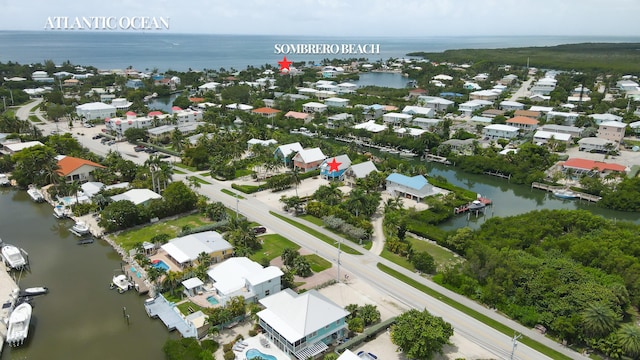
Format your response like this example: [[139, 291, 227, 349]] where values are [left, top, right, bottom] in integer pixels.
[[158, 154, 171, 159], [100, 138, 109, 144], [134, 145, 146, 152], [107, 140, 116, 146], [83, 123, 94, 128], [92, 134, 102, 140], [253, 226, 267, 234], [144, 148, 157, 153]]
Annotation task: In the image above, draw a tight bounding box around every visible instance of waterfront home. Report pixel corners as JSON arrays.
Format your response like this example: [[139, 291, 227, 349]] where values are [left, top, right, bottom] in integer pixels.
[[161, 231, 233, 269], [324, 97, 349, 108], [257, 288, 349, 359], [459, 100, 493, 117], [327, 113, 353, 129], [206, 257, 283, 306], [320, 154, 351, 181], [482, 124, 520, 140], [578, 137, 616, 153], [274, 142, 304, 165], [76, 102, 117, 120], [336, 82, 357, 94], [382, 112, 413, 128], [533, 131, 571, 145], [226, 103, 253, 112], [292, 148, 326, 173], [111, 98, 133, 110], [589, 113, 623, 125], [402, 106, 434, 118], [111, 188, 162, 206], [344, 161, 378, 187], [499, 101, 525, 111], [443, 138, 475, 155], [597, 121, 626, 146], [80, 181, 129, 199], [56, 155, 105, 184], [252, 107, 281, 118], [561, 158, 627, 177], [506, 116, 539, 131], [302, 102, 328, 113], [352, 120, 387, 133], [125, 79, 144, 89], [385, 173, 437, 202]]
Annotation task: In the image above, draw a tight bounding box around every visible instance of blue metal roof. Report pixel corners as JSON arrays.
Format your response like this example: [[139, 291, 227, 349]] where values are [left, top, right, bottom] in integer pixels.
[[386, 173, 429, 190]]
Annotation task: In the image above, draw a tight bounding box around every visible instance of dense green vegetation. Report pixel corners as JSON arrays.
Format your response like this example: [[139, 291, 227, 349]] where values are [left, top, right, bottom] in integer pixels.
[[437, 209, 640, 358], [408, 42, 640, 73]]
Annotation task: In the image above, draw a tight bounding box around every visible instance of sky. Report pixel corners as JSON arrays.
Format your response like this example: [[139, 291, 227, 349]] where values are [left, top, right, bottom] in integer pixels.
[[0, 0, 639, 37]]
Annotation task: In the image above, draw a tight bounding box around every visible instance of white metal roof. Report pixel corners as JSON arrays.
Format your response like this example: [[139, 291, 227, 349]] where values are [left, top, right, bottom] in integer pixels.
[[161, 231, 232, 265], [533, 131, 571, 141], [207, 257, 282, 295], [276, 142, 303, 158], [111, 189, 161, 205], [348, 161, 378, 178], [182, 277, 204, 289], [295, 147, 326, 163]]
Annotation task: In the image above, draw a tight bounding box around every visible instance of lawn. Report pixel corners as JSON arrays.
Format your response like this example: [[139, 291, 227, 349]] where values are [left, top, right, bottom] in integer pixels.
[[177, 301, 205, 316], [379, 237, 462, 272], [250, 234, 300, 264], [112, 214, 213, 251], [173, 169, 186, 174], [304, 253, 332, 273], [299, 214, 373, 251], [173, 163, 198, 172], [28, 115, 42, 123], [234, 169, 254, 178], [187, 175, 211, 185]]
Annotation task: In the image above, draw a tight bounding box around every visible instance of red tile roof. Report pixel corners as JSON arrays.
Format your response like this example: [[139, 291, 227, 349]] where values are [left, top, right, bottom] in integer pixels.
[[148, 111, 163, 117], [507, 116, 539, 125], [252, 107, 281, 115], [189, 97, 205, 103], [284, 111, 310, 119], [57, 156, 105, 176], [171, 106, 182, 111], [562, 158, 626, 172]]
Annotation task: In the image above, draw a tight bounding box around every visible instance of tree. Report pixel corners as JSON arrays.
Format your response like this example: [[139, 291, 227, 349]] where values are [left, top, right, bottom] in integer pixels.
[[411, 251, 437, 274], [617, 324, 640, 359], [162, 181, 198, 215], [281, 248, 299, 267], [11, 145, 59, 187], [581, 302, 620, 339], [391, 309, 454, 360], [98, 200, 145, 231], [293, 255, 312, 277], [359, 304, 381, 326]]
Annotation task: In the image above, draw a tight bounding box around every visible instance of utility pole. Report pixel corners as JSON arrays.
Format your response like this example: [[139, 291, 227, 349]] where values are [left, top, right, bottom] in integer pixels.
[[510, 332, 522, 360], [336, 239, 342, 282], [235, 193, 239, 219]]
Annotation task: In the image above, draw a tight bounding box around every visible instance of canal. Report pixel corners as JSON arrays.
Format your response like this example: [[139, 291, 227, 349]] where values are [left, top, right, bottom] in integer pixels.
[[0, 189, 174, 360]]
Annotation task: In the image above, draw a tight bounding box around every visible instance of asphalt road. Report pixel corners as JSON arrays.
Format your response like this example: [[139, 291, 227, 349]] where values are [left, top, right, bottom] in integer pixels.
[[18, 99, 586, 360]]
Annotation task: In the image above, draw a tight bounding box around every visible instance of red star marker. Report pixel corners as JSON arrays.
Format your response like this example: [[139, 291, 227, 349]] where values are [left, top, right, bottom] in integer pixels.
[[327, 157, 342, 172], [278, 56, 293, 73]]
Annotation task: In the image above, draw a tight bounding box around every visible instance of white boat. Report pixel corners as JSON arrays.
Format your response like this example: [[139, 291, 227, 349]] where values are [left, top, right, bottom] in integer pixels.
[[553, 189, 578, 199], [0, 173, 10, 186], [53, 205, 71, 219], [6, 302, 32, 347], [1, 244, 27, 270], [399, 150, 418, 157], [21, 286, 48, 296], [110, 274, 132, 294], [70, 221, 90, 236], [468, 200, 486, 211], [27, 184, 45, 203]]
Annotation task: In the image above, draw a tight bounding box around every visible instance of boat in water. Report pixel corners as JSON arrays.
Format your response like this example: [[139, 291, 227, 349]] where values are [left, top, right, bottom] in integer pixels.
[[6, 302, 32, 347], [20, 286, 48, 297], [70, 221, 90, 236], [553, 189, 578, 200], [0, 173, 10, 186], [468, 200, 486, 211], [27, 184, 45, 203], [1, 244, 27, 270], [53, 205, 71, 219], [110, 274, 133, 294]]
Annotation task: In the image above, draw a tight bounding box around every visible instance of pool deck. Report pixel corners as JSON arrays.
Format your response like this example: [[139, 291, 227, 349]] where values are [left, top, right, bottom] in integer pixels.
[[122, 262, 151, 295], [235, 335, 290, 360]]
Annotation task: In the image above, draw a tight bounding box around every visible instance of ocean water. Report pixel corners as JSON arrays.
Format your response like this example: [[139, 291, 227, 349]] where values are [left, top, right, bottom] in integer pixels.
[[1, 31, 639, 72]]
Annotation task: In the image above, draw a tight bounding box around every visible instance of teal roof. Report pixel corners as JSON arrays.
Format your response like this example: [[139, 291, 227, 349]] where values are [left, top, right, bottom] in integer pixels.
[[386, 173, 428, 190]]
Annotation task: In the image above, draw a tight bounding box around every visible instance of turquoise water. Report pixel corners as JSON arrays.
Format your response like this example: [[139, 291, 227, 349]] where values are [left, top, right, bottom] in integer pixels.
[[152, 260, 169, 272], [206, 296, 219, 305], [246, 349, 276, 360]]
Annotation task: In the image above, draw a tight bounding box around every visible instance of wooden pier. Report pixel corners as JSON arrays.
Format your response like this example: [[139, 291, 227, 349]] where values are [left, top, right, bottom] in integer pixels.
[[454, 197, 493, 214], [531, 182, 602, 202], [483, 171, 511, 180], [424, 154, 451, 165]]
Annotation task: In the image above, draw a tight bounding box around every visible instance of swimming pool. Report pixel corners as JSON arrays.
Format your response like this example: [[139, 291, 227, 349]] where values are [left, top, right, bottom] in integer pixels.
[[152, 260, 170, 272], [206, 296, 219, 305], [246, 348, 277, 360]]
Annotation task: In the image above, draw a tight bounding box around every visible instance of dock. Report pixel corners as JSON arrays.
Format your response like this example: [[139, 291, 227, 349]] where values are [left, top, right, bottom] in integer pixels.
[[122, 262, 150, 295], [423, 154, 451, 165], [144, 294, 197, 338], [454, 197, 492, 214], [0, 262, 21, 355], [483, 171, 511, 180], [531, 182, 602, 202], [77, 238, 95, 245]]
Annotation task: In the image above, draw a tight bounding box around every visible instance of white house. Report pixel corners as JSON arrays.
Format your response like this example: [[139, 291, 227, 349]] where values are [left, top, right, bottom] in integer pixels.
[[459, 100, 493, 117], [578, 137, 616, 152], [160, 231, 233, 269], [344, 161, 378, 187], [111, 188, 162, 206], [530, 77, 557, 95], [588, 113, 623, 125], [539, 124, 584, 138], [76, 102, 117, 120], [597, 121, 626, 145], [324, 97, 349, 108], [327, 113, 353, 129], [382, 112, 413, 127], [533, 131, 572, 145], [499, 101, 525, 111], [546, 111, 580, 125], [206, 257, 283, 306], [417, 96, 454, 112], [469, 90, 500, 101], [111, 98, 133, 110], [411, 117, 442, 130], [483, 124, 520, 140], [402, 106, 434, 118], [386, 173, 438, 202], [352, 120, 387, 133], [302, 102, 328, 113]]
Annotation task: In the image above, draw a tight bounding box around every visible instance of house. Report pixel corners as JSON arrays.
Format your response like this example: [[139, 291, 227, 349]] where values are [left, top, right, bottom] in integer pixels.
[[411, 117, 442, 130], [394, 127, 427, 138], [588, 113, 623, 125], [336, 83, 358, 94], [469, 90, 500, 101], [292, 148, 326, 173], [327, 113, 353, 129], [76, 102, 117, 120], [257, 288, 349, 359], [352, 120, 387, 133], [111, 98, 133, 110], [385, 173, 438, 202], [533, 131, 571, 145], [284, 111, 312, 123], [160, 231, 233, 269], [31, 70, 54, 83], [247, 138, 277, 149], [226, 103, 253, 112], [2, 141, 45, 154], [382, 112, 413, 127], [617, 79, 639, 92], [182, 277, 205, 298], [324, 97, 349, 108], [482, 124, 520, 140], [442, 138, 475, 155], [530, 77, 557, 95], [546, 111, 580, 125], [539, 124, 584, 138], [402, 106, 434, 118], [206, 257, 283, 306], [499, 101, 525, 111], [417, 96, 454, 112], [529, 106, 554, 114], [147, 122, 204, 141], [514, 109, 541, 119], [56, 155, 105, 184], [506, 116, 539, 131], [320, 154, 351, 180], [274, 142, 304, 165], [528, 94, 551, 102], [561, 158, 627, 177], [597, 121, 626, 146], [125, 79, 144, 89], [407, 88, 428, 98], [344, 161, 378, 187], [185, 310, 209, 339], [458, 100, 493, 117], [464, 82, 483, 91], [578, 137, 616, 153], [361, 104, 386, 119], [198, 82, 221, 91], [111, 188, 162, 206], [302, 102, 328, 113], [252, 107, 281, 118], [482, 109, 505, 118]]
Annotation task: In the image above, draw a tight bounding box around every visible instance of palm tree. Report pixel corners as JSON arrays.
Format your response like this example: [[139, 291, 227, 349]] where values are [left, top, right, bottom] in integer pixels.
[[68, 181, 81, 206], [345, 188, 367, 217], [616, 323, 640, 358], [162, 270, 182, 297], [384, 195, 404, 214], [581, 303, 620, 339], [289, 167, 301, 197]]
